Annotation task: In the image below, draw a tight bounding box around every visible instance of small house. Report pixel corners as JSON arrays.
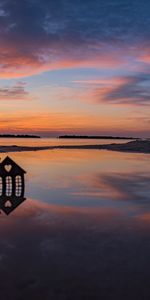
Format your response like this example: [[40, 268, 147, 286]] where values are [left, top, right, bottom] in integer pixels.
[[0, 156, 26, 215]]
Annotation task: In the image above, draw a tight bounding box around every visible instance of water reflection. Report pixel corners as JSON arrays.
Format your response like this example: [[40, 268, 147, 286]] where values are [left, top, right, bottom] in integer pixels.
[[72, 172, 150, 204], [0, 150, 149, 299], [0, 137, 132, 147]]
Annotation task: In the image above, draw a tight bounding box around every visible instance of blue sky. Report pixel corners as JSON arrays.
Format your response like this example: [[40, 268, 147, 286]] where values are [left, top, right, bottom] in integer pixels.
[[0, 0, 149, 137]]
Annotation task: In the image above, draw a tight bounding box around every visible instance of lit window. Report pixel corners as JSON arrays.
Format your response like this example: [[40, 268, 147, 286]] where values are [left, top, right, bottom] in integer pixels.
[[6, 176, 12, 196], [15, 175, 22, 196], [0, 177, 2, 196]]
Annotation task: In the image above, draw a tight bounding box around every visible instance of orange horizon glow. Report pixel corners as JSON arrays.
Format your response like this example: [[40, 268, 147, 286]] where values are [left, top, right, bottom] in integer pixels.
[[0, 43, 149, 137], [0, 110, 149, 137]]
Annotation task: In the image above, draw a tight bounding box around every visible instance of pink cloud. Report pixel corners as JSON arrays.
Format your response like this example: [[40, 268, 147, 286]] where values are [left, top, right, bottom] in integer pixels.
[[0, 42, 133, 78]]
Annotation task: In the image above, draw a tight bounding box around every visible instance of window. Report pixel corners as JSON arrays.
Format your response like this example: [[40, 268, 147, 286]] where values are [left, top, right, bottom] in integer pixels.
[[15, 175, 22, 196], [0, 177, 2, 196], [6, 176, 12, 196]]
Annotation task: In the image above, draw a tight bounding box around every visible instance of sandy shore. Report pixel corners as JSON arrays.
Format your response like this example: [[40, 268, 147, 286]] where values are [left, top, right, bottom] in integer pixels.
[[0, 140, 149, 154]]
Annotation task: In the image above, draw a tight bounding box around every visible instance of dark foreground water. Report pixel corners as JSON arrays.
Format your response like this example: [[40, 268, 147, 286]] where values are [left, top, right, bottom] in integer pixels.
[[0, 149, 150, 299]]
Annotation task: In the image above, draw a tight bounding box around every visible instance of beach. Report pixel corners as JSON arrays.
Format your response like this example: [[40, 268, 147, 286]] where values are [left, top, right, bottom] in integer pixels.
[[0, 139, 149, 154]]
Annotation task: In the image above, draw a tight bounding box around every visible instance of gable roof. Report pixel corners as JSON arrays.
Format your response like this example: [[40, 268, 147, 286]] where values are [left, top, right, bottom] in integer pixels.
[[0, 156, 26, 174]]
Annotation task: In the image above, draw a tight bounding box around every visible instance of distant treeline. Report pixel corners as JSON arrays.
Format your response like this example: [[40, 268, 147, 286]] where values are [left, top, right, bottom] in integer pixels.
[[0, 134, 41, 138], [59, 135, 139, 139]]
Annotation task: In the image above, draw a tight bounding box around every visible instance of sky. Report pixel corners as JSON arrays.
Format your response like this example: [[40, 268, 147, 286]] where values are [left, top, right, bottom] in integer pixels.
[[0, 0, 150, 137]]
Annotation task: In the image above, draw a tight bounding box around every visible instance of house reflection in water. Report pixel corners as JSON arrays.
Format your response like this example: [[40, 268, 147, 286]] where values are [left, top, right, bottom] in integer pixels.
[[0, 156, 26, 215]]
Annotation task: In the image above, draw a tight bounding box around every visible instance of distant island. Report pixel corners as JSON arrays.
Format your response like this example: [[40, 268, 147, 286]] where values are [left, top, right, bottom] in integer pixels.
[[58, 135, 139, 140], [0, 134, 41, 138]]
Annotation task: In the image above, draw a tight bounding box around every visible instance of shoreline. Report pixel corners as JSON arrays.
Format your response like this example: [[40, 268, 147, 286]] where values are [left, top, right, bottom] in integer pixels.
[[0, 140, 149, 154], [58, 135, 138, 140]]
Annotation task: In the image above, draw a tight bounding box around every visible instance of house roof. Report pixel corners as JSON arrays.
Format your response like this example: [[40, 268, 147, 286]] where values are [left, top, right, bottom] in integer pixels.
[[0, 156, 26, 174]]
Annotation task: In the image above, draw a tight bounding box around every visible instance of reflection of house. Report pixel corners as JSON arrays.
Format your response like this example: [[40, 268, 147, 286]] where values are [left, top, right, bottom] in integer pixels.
[[0, 156, 26, 215]]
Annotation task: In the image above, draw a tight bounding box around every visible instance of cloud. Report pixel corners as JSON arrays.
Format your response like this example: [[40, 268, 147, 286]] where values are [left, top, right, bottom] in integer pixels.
[[91, 74, 150, 105], [0, 82, 31, 100], [73, 74, 150, 106], [0, 0, 150, 77]]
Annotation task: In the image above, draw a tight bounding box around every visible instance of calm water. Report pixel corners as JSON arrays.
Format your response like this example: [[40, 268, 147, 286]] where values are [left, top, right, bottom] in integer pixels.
[[0, 148, 150, 299], [0, 137, 132, 147]]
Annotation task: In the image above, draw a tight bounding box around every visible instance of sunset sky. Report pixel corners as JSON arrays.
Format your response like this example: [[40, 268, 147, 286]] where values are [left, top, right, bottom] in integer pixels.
[[0, 0, 150, 137]]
